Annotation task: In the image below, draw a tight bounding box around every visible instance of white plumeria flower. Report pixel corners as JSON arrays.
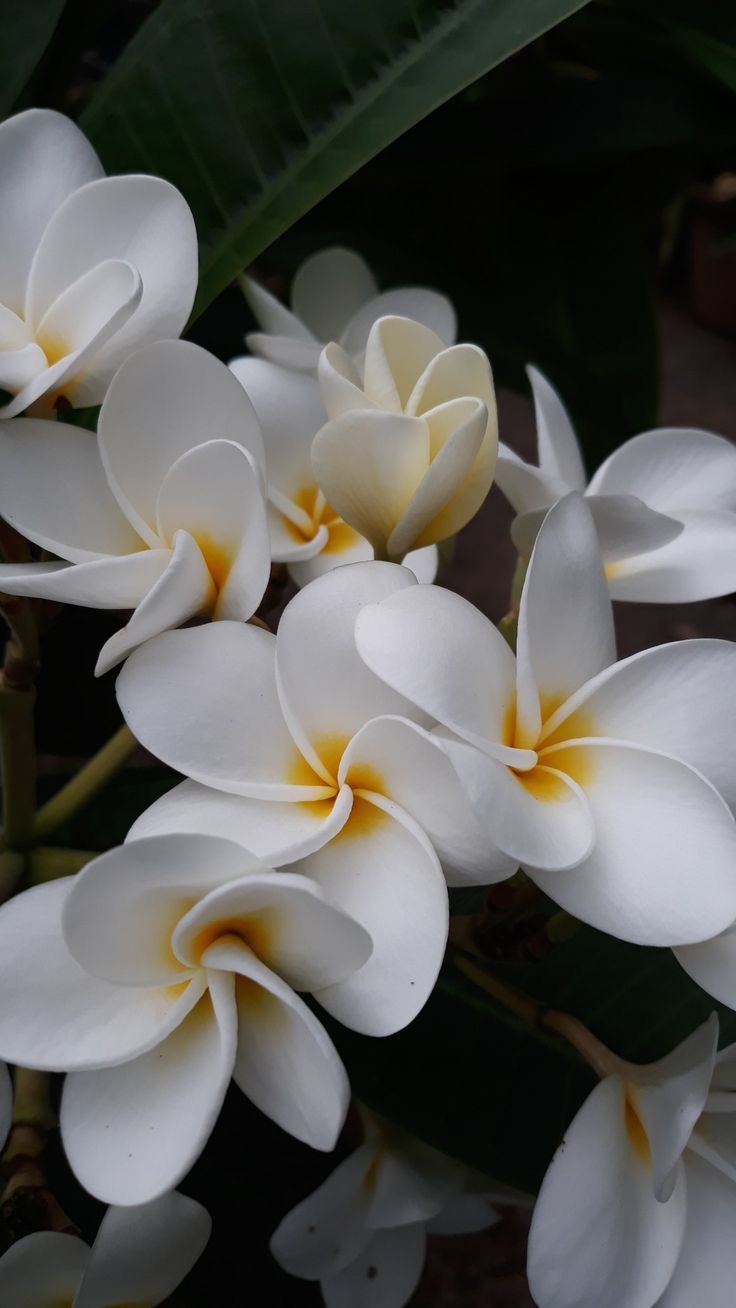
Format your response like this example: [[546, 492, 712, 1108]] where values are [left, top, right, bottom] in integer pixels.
[[227, 355, 438, 585], [496, 365, 736, 602], [0, 108, 197, 418], [271, 1111, 507, 1308], [0, 1189, 210, 1307], [0, 833, 376, 1204], [354, 493, 736, 946], [0, 339, 270, 674], [313, 315, 498, 560], [528, 1014, 736, 1308], [116, 563, 506, 1034], [242, 245, 456, 373]]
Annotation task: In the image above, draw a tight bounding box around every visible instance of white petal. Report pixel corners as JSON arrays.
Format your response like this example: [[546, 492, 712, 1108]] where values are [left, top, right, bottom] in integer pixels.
[[657, 1154, 736, 1308], [241, 274, 316, 340], [311, 409, 429, 555], [588, 427, 736, 513], [117, 621, 332, 800], [442, 733, 594, 872], [527, 1075, 687, 1308], [293, 247, 378, 341], [675, 926, 736, 1010], [427, 1194, 500, 1234], [0, 551, 169, 611], [0, 878, 205, 1070], [63, 833, 264, 987], [98, 339, 265, 545], [364, 316, 444, 412], [629, 1014, 718, 1202], [515, 494, 615, 748], [61, 976, 237, 1204], [341, 288, 456, 358], [155, 439, 270, 621], [228, 355, 326, 498], [34, 257, 142, 362], [406, 342, 494, 419], [319, 341, 377, 417], [367, 1133, 465, 1227], [206, 936, 349, 1151], [275, 561, 422, 777], [296, 795, 448, 1036], [541, 638, 736, 807], [171, 869, 372, 990], [94, 530, 214, 675], [247, 331, 323, 371], [339, 716, 510, 884], [530, 742, 736, 945], [0, 1231, 89, 1307], [270, 1143, 376, 1280], [287, 522, 373, 586], [0, 108, 102, 314], [494, 442, 567, 516], [512, 494, 683, 565], [402, 544, 438, 583], [0, 342, 47, 393], [268, 501, 330, 565], [128, 779, 353, 866], [74, 1191, 211, 1308], [387, 397, 488, 556], [606, 510, 736, 603], [527, 365, 586, 490], [0, 419, 144, 561], [322, 1225, 427, 1308], [354, 582, 522, 761], [26, 174, 198, 402]]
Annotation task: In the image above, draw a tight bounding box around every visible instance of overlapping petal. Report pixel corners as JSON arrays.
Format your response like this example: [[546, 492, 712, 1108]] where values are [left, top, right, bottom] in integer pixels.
[[0, 1231, 90, 1308]]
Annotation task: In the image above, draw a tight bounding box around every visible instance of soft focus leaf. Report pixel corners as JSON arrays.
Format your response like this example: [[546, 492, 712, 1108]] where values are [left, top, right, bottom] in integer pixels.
[[0, 0, 67, 117], [81, 0, 593, 316]]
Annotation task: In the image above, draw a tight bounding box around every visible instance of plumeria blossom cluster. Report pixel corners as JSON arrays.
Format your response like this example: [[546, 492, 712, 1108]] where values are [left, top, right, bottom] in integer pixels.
[[1, 107, 736, 1306]]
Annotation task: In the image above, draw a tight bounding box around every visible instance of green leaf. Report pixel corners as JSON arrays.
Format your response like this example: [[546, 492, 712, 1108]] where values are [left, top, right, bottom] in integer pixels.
[[81, 0, 593, 317], [0, 0, 67, 117]]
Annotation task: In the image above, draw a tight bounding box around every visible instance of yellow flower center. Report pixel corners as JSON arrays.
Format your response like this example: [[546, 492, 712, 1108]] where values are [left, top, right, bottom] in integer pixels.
[[281, 483, 362, 556], [505, 694, 598, 801]]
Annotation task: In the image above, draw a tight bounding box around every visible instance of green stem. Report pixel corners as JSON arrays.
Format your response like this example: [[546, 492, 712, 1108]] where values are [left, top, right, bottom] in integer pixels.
[[26, 847, 98, 884], [33, 723, 138, 843]]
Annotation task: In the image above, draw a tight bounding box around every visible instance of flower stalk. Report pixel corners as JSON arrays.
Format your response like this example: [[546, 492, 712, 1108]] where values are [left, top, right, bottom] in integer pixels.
[[32, 723, 138, 843]]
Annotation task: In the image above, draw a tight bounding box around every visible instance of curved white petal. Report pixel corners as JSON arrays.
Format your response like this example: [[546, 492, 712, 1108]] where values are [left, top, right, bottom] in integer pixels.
[[540, 638, 736, 807], [297, 794, 448, 1036], [515, 494, 615, 748], [588, 427, 736, 514], [246, 330, 322, 371], [207, 936, 349, 1151], [0, 878, 205, 1070], [606, 510, 736, 603], [98, 339, 265, 545], [402, 544, 438, 583], [74, 1191, 211, 1308], [228, 355, 326, 498], [275, 560, 421, 778], [657, 1153, 736, 1308], [293, 247, 378, 342], [26, 174, 198, 401], [127, 779, 353, 866], [527, 1075, 687, 1308], [241, 274, 316, 340], [0, 108, 102, 314], [35, 256, 142, 361], [268, 501, 330, 565], [527, 365, 586, 490], [512, 494, 683, 566], [270, 1143, 376, 1280], [0, 551, 169, 612], [494, 443, 566, 517], [172, 869, 372, 991], [311, 409, 429, 556], [364, 316, 444, 413], [322, 1225, 427, 1308], [319, 341, 376, 417], [427, 1194, 500, 1235], [530, 742, 736, 945], [287, 522, 373, 585], [61, 976, 237, 1204], [63, 833, 264, 987], [341, 287, 456, 358], [117, 621, 333, 800], [94, 530, 214, 675], [0, 1231, 89, 1307], [0, 342, 47, 393], [0, 419, 144, 561], [675, 927, 736, 1010], [367, 1133, 465, 1227], [406, 342, 494, 419]]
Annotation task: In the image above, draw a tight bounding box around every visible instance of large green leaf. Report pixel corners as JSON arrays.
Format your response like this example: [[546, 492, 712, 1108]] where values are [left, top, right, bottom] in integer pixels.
[[0, 0, 67, 117], [81, 0, 593, 316]]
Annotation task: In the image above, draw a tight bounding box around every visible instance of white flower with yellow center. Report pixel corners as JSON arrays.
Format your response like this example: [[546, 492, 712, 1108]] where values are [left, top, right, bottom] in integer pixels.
[[242, 245, 456, 373], [312, 315, 498, 560], [0, 108, 197, 418], [529, 1015, 736, 1308], [496, 365, 736, 602], [117, 565, 510, 1033], [228, 356, 438, 585], [272, 1111, 511, 1308], [0, 1189, 210, 1307], [0, 833, 380, 1204], [355, 493, 736, 945], [0, 340, 270, 674]]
